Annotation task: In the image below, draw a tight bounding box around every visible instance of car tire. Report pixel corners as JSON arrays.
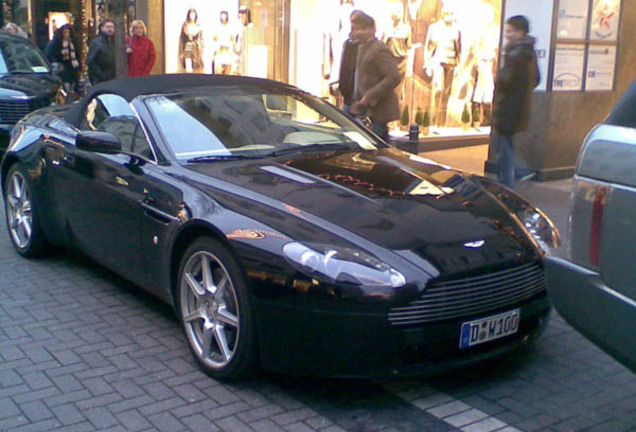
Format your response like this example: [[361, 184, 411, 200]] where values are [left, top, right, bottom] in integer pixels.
[[4, 164, 48, 257], [177, 237, 257, 380]]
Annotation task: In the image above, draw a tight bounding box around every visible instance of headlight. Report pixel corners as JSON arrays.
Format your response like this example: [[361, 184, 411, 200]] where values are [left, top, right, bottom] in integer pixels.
[[469, 175, 561, 254], [519, 206, 560, 253], [282, 242, 406, 288]]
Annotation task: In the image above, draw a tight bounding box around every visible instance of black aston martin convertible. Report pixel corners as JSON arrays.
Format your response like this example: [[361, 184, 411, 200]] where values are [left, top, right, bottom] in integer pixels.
[[1, 75, 559, 379]]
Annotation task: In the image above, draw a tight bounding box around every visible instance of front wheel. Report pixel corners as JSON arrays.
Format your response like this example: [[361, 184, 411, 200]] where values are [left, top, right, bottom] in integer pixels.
[[177, 237, 257, 380], [4, 164, 48, 257]]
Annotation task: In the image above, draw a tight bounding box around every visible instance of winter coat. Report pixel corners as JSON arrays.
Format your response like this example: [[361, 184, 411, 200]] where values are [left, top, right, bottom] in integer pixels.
[[355, 38, 401, 124], [87, 32, 116, 85], [126, 35, 156, 77], [338, 37, 358, 106], [45, 28, 79, 85], [492, 36, 539, 135]]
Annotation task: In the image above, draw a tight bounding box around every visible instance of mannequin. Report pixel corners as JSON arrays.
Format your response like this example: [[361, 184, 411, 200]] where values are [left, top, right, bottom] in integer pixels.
[[386, 8, 412, 102], [212, 11, 235, 75], [178, 8, 204, 73], [235, 5, 253, 76], [424, 9, 461, 127], [471, 7, 498, 127]]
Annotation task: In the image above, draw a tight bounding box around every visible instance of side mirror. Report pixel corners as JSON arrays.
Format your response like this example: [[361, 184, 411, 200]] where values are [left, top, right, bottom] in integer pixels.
[[76, 131, 121, 154]]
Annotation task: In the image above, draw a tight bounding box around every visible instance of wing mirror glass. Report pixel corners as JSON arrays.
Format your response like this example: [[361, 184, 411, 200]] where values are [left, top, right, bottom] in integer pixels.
[[76, 131, 122, 154]]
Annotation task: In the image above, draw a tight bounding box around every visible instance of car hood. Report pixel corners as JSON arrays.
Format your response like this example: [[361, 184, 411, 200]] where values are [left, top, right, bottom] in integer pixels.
[[0, 73, 58, 98], [187, 148, 539, 275]]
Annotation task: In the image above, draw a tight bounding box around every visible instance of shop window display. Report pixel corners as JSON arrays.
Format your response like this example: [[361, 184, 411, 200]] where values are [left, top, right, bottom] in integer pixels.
[[162, 0, 500, 138], [405, 0, 501, 135], [312, 0, 500, 137], [165, 0, 286, 80]]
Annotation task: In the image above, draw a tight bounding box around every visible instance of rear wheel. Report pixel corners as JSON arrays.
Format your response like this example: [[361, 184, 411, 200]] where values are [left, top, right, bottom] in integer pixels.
[[4, 164, 47, 257], [177, 237, 257, 380]]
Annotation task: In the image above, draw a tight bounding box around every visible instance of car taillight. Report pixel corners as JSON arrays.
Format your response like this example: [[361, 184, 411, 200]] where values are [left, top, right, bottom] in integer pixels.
[[569, 178, 609, 271], [589, 185, 607, 267]]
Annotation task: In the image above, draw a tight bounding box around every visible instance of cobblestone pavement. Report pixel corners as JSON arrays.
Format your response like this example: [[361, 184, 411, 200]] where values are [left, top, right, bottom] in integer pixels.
[[1, 181, 635, 432]]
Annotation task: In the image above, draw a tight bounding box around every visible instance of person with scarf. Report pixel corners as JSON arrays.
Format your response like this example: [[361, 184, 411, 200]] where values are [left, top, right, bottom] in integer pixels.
[[87, 19, 116, 85], [45, 24, 80, 91], [126, 20, 156, 77]]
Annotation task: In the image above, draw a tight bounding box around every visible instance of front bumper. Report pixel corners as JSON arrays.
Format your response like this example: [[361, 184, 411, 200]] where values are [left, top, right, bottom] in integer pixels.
[[255, 293, 550, 377], [546, 257, 636, 372]]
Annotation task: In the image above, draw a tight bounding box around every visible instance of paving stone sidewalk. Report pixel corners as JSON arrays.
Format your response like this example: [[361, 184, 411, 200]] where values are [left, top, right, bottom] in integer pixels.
[[1, 176, 635, 432]]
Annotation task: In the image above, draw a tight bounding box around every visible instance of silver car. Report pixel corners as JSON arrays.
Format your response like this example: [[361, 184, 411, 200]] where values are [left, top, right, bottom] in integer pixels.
[[546, 81, 636, 372]]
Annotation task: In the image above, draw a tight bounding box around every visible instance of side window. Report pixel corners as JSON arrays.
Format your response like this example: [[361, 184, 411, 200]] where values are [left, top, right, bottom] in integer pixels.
[[79, 94, 154, 160]]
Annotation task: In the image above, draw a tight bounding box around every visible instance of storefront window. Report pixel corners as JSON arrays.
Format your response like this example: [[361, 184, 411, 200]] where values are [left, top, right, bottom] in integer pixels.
[[162, 0, 500, 138], [289, 0, 501, 137], [163, 0, 288, 80]]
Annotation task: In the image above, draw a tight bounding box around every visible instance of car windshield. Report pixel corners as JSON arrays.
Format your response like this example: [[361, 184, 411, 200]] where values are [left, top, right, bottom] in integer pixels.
[[142, 86, 383, 161], [0, 38, 51, 74]]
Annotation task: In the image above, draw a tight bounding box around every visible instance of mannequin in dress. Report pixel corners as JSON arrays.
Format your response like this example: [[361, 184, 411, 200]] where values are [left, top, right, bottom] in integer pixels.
[[178, 8, 204, 73], [213, 11, 235, 75]]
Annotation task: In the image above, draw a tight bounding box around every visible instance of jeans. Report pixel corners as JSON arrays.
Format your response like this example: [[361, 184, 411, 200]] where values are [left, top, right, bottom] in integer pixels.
[[371, 122, 389, 141], [495, 133, 516, 188]]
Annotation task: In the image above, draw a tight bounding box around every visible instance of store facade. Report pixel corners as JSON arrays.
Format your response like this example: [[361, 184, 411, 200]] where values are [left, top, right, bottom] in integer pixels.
[[147, 0, 502, 140], [8, 0, 635, 179]]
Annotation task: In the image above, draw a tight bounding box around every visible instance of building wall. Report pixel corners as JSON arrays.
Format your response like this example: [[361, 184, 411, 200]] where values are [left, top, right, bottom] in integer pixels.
[[487, 0, 635, 181], [538, 0, 636, 178], [147, 0, 163, 74]]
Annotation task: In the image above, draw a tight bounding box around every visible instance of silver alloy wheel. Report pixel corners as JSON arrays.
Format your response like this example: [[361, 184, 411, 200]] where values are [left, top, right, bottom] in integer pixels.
[[6, 170, 33, 249], [180, 250, 240, 369]]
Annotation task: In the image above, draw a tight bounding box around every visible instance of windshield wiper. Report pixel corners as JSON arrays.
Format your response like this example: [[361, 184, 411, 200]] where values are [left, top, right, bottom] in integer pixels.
[[186, 154, 258, 163], [266, 143, 350, 158]]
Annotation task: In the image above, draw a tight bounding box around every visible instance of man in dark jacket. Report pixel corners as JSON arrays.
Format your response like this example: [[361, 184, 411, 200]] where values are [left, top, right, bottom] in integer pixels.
[[492, 15, 539, 188], [337, 10, 361, 114], [87, 19, 116, 85], [349, 11, 401, 141]]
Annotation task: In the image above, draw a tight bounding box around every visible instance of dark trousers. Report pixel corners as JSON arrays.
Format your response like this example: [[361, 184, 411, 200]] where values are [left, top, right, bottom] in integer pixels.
[[371, 122, 389, 141]]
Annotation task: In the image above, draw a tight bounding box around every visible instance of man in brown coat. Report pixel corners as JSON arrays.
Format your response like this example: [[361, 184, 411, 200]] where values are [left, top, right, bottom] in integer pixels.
[[350, 11, 401, 141]]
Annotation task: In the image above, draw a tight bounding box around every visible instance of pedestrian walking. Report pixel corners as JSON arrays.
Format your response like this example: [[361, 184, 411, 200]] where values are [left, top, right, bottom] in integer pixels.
[[87, 19, 116, 85], [349, 11, 401, 141], [492, 15, 539, 189], [126, 20, 156, 77], [45, 24, 80, 92]]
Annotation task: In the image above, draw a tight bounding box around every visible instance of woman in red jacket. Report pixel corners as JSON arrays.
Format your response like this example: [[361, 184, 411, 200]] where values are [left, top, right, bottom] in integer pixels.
[[126, 20, 156, 77]]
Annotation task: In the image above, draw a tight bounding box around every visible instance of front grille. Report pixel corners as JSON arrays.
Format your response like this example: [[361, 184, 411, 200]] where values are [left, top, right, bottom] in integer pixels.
[[388, 262, 546, 326], [0, 98, 49, 125]]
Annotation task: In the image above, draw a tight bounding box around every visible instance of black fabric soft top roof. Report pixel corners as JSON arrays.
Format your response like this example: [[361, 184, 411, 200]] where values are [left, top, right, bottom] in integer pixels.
[[64, 74, 293, 127]]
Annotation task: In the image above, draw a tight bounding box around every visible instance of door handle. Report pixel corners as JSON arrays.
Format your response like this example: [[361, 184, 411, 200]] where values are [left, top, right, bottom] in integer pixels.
[[115, 176, 129, 187]]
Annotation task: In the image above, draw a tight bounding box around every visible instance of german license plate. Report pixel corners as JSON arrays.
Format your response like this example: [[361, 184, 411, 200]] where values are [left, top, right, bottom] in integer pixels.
[[460, 309, 520, 349]]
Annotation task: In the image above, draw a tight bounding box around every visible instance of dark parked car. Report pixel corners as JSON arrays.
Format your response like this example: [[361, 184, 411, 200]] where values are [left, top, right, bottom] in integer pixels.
[[547, 80, 636, 373], [1, 75, 560, 379], [0, 33, 61, 155]]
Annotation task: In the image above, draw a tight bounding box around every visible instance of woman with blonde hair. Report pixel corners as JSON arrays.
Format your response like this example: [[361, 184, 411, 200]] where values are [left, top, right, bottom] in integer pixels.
[[126, 19, 156, 77]]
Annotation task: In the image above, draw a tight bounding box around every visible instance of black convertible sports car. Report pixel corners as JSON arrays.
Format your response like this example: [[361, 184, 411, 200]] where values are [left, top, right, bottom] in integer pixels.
[[1, 75, 559, 379]]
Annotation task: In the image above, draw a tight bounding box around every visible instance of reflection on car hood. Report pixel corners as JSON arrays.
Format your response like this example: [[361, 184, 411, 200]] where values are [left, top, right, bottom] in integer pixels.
[[0, 73, 58, 98], [187, 147, 538, 275]]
